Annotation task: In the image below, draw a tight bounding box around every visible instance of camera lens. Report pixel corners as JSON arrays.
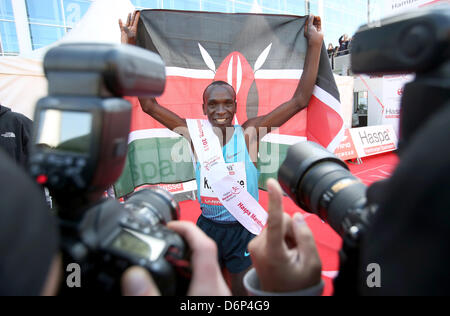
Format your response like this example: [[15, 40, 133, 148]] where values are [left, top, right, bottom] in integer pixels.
[[123, 188, 180, 228], [278, 141, 367, 237]]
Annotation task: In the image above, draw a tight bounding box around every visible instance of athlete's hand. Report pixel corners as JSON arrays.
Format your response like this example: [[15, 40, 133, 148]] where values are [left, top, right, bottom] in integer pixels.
[[247, 179, 322, 293], [119, 11, 140, 45], [121, 221, 231, 296], [304, 15, 324, 48]]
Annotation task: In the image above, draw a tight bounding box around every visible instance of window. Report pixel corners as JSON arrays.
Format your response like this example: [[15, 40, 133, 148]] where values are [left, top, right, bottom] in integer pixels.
[[131, 0, 160, 9], [0, 20, 19, 54], [234, 1, 253, 13], [26, 0, 64, 25], [24, 0, 93, 51], [29, 24, 66, 50], [202, 0, 228, 12], [0, 0, 14, 20], [0, 0, 18, 55]]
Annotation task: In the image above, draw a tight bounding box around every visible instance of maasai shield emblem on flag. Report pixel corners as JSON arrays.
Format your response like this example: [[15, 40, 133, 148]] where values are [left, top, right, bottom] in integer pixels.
[[114, 10, 343, 198]]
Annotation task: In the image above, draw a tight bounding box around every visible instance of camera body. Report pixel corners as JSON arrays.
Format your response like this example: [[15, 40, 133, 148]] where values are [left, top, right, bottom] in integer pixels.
[[29, 43, 190, 295], [59, 189, 189, 296]]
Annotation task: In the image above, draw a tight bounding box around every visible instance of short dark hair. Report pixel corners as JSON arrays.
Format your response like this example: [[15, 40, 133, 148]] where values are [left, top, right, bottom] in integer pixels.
[[203, 81, 236, 104]]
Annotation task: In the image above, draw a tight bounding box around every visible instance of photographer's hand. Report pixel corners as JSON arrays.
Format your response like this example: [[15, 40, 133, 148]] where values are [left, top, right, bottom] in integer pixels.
[[247, 179, 322, 293], [121, 221, 231, 296], [119, 11, 140, 45], [121, 266, 160, 296], [168, 221, 231, 296]]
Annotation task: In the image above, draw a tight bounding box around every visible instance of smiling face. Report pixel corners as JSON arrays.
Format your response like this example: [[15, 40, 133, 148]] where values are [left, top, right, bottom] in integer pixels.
[[203, 83, 237, 128]]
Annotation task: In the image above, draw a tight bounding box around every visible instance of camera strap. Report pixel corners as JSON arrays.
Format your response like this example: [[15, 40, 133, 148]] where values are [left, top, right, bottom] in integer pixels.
[[187, 119, 267, 235]]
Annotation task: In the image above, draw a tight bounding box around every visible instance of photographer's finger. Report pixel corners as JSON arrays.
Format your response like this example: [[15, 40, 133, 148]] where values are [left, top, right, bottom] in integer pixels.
[[266, 178, 285, 247], [292, 213, 320, 261], [121, 266, 161, 296]]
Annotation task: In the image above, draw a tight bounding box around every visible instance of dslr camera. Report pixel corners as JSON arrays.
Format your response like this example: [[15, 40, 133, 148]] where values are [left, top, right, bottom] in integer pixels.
[[278, 5, 449, 245], [29, 43, 190, 295]]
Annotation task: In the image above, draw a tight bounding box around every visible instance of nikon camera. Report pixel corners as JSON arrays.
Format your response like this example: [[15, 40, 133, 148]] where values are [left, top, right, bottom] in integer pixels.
[[29, 43, 190, 295]]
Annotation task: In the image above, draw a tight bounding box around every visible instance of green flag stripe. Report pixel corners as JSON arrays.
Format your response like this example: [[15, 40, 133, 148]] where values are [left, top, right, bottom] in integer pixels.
[[115, 137, 293, 198]]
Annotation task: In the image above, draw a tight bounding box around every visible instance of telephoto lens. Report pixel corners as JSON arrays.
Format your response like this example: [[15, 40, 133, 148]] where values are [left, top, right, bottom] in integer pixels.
[[278, 141, 370, 239]]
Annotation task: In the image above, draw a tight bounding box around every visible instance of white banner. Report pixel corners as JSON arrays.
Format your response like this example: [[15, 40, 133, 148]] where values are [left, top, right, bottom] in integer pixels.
[[349, 125, 398, 158], [384, 0, 445, 17], [381, 74, 414, 136]]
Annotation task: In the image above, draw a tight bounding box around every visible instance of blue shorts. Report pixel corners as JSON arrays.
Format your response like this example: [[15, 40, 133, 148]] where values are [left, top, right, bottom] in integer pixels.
[[196, 215, 256, 274]]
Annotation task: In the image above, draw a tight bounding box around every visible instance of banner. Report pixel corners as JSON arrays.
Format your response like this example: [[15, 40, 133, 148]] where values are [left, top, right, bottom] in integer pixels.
[[381, 74, 414, 136], [349, 125, 398, 158], [114, 10, 343, 198], [384, 0, 445, 16], [334, 129, 358, 161]]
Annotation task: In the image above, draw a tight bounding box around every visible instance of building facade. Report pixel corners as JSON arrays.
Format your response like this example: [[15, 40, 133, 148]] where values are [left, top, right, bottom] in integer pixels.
[[1, 0, 375, 56]]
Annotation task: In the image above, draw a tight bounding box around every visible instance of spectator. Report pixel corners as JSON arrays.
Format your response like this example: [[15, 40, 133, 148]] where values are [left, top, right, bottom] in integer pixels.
[[0, 104, 32, 168], [327, 43, 335, 58], [337, 34, 350, 56]]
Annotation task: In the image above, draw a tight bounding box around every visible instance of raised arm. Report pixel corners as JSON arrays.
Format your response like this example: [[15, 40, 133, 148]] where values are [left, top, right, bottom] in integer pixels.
[[119, 12, 188, 133], [242, 15, 323, 137]]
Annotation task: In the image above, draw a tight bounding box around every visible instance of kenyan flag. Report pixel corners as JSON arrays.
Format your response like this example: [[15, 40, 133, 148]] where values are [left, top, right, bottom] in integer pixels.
[[114, 10, 343, 198]]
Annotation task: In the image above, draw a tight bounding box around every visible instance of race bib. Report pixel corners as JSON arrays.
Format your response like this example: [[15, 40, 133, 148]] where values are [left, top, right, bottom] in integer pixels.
[[200, 162, 247, 206]]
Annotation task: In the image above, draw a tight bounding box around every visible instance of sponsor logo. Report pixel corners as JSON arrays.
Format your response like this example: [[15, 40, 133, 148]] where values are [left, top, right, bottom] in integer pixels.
[[244, 251, 250, 257], [1, 132, 16, 138], [231, 185, 242, 195], [358, 129, 391, 146], [385, 107, 401, 119], [227, 164, 236, 175], [226, 151, 241, 161]]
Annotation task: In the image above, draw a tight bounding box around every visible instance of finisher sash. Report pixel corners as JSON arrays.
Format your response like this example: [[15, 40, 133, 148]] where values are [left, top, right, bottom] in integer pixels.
[[187, 119, 267, 235]]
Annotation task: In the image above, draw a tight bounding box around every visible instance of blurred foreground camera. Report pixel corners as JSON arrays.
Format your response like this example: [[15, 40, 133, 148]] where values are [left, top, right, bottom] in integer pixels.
[[352, 5, 449, 151], [29, 43, 190, 295], [279, 5, 449, 244]]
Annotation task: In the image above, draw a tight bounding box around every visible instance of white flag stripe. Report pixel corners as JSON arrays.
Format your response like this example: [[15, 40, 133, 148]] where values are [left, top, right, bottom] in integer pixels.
[[129, 128, 306, 146], [128, 128, 181, 144], [166, 66, 340, 110], [166, 67, 215, 79], [261, 133, 307, 145], [237, 56, 242, 94], [166, 67, 341, 110], [227, 56, 234, 86], [254, 69, 303, 79]]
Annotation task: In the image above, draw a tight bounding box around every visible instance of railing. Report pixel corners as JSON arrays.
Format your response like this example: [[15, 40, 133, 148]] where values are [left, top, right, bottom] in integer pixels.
[[328, 50, 352, 76]]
